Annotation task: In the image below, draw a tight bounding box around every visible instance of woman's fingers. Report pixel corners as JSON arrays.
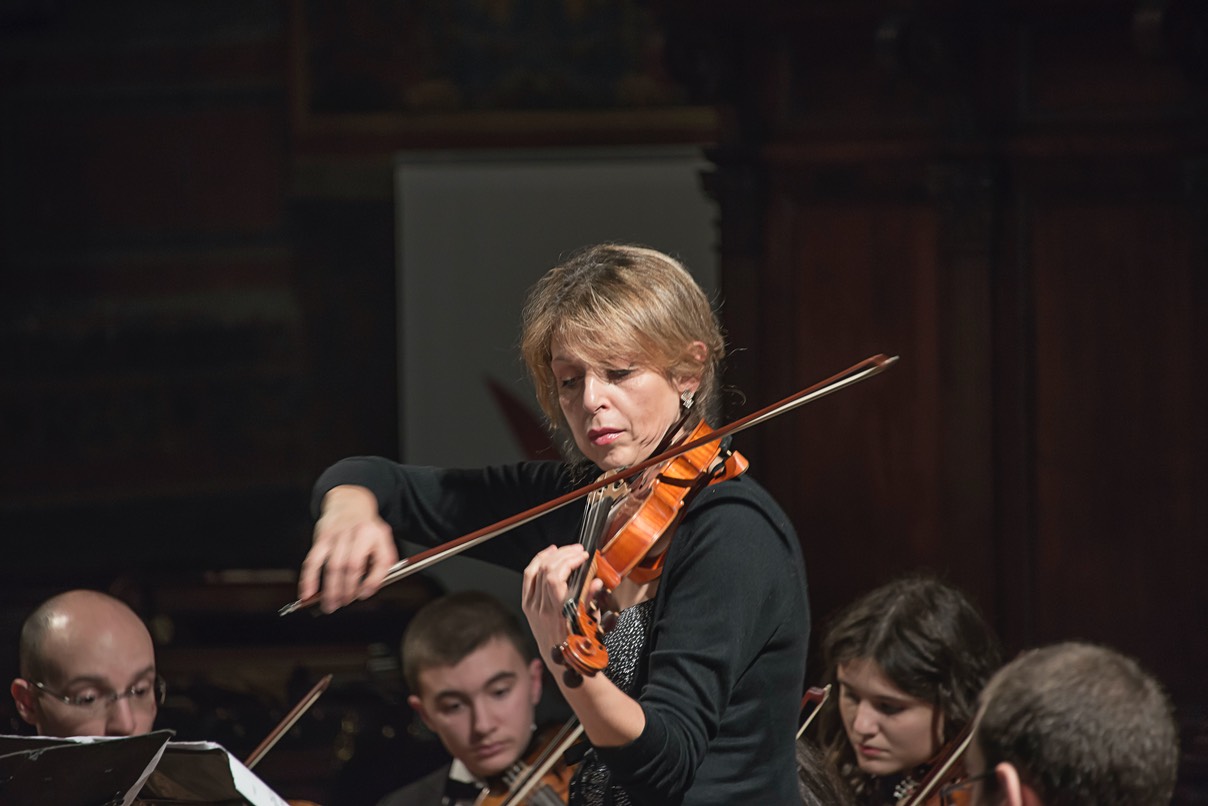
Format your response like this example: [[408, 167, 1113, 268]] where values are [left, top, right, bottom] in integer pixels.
[[299, 512, 398, 613], [297, 540, 331, 601], [523, 545, 588, 607], [357, 523, 399, 598], [523, 545, 589, 650]]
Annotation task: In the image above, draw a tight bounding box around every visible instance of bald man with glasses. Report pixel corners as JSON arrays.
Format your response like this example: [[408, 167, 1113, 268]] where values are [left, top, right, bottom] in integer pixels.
[[10, 590, 163, 738]]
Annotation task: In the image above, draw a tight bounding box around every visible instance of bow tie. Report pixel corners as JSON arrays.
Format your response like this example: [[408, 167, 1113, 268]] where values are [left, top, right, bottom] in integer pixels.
[[442, 777, 484, 805]]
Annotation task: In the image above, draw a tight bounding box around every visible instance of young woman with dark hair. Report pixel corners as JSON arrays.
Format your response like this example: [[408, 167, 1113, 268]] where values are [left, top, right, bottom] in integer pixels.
[[815, 576, 1002, 805]]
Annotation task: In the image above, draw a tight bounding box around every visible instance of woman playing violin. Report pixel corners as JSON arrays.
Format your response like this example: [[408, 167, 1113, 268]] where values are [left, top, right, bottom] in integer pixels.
[[299, 244, 809, 805], [815, 576, 1001, 805]]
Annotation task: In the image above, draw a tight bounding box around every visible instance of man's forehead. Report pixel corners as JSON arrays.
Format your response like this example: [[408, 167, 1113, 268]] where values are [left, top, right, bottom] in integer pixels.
[[427, 670, 518, 704], [45, 657, 156, 688], [417, 636, 528, 697], [40, 627, 155, 684]]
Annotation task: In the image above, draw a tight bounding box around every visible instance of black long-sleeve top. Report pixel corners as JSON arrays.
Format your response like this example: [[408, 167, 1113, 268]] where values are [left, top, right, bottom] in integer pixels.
[[313, 457, 810, 806]]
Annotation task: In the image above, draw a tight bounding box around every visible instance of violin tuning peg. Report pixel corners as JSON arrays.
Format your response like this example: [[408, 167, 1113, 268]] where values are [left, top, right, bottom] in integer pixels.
[[550, 644, 565, 666], [600, 611, 618, 633], [562, 669, 583, 688]]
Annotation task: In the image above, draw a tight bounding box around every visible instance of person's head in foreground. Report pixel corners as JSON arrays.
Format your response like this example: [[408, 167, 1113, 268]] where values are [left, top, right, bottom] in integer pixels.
[[946, 641, 1179, 806]]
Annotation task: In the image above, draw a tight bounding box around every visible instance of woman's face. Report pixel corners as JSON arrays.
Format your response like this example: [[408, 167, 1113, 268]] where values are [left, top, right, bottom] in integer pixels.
[[837, 657, 943, 777], [550, 336, 693, 471]]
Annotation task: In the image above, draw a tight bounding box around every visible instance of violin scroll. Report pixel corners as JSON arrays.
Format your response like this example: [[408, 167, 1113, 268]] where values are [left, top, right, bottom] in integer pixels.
[[550, 598, 610, 687]]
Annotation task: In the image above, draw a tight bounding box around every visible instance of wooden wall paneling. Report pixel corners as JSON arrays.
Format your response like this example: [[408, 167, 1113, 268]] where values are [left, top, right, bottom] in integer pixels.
[[288, 190, 400, 469], [927, 159, 1001, 605], [703, 0, 1013, 636], [990, 176, 1041, 651], [0, 2, 318, 574], [1002, 0, 1208, 714], [695, 0, 1208, 793], [1022, 158, 1206, 706], [977, 0, 1208, 686], [707, 146, 770, 442], [755, 155, 998, 631]]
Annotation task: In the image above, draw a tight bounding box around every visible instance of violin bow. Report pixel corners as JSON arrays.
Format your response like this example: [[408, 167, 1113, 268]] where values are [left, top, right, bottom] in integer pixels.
[[244, 673, 332, 770], [797, 684, 831, 740], [280, 353, 899, 616]]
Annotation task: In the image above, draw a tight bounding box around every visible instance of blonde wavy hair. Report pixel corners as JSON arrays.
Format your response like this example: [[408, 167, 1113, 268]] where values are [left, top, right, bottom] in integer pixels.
[[520, 244, 725, 460]]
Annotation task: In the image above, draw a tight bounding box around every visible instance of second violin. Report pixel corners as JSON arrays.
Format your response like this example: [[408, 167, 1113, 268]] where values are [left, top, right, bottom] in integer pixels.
[[476, 721, 582, 806]]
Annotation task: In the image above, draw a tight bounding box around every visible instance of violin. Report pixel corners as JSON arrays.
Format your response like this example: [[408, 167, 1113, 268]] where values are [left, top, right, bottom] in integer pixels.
[[476, 721, 582, 806], [279, 354, 898, 617], [895, 722, 974, 806], [549, 416, 749, 684]]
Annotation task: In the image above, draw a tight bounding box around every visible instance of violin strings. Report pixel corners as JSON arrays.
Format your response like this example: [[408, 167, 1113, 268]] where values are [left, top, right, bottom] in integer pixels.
[[567, 480, 625, 600]]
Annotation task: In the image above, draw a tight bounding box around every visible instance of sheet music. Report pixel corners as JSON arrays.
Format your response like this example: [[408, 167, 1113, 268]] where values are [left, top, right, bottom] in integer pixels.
[[0, 730, 171, 806], [140, 740, 289, 806], [0, 732, 290, 806]]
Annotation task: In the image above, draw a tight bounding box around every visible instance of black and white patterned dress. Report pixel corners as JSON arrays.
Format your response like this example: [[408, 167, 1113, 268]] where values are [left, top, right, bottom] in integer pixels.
[[569, 599, 656, 806]]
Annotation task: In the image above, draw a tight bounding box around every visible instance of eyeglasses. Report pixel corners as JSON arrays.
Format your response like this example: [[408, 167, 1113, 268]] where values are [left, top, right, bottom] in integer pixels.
[[31, 676, 167, 712], [939, 770, 995, 806]]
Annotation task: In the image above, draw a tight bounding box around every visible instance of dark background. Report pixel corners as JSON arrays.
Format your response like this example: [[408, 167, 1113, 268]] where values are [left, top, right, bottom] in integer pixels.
[[2, 1, 1205, 803]]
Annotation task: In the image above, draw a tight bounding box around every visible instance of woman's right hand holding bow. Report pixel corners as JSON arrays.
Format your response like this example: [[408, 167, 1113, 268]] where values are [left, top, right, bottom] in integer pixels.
[[298, 485, 399, 613]]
